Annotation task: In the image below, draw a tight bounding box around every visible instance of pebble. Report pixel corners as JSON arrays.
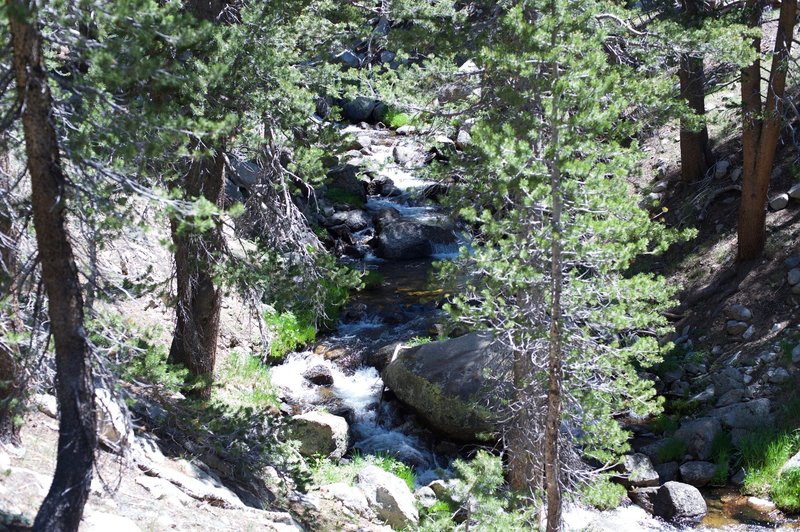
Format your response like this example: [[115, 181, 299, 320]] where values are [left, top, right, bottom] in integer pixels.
[[767, 368, 791, 384], [711, 345, 723, 356], [789, 182, 800, 199], [726, 320, 748, 336], [769, 193, 789, 210], [747, 496, 777, 513], [742, 325, 756, 340], [730, 167, 742, 182], [788, 268, 800, 286], [726, 304, 752, 321]]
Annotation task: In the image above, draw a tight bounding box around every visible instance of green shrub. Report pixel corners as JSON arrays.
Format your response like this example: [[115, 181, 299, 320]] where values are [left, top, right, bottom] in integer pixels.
[[657, 438, 687, 463], [772, 468, 800, 513], [265, 308, 316, 358], [122, 343, 189, 392], [580, 475, 627, 510], [309, 452, 415, 490], [385, 110, 412, 129]]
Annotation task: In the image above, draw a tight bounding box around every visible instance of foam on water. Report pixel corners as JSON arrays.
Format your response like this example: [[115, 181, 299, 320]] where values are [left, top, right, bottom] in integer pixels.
[[335, 315, 385, 337]]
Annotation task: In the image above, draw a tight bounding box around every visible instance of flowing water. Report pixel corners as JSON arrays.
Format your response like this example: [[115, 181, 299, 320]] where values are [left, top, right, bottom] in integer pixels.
[[271, 125, 799, 530]]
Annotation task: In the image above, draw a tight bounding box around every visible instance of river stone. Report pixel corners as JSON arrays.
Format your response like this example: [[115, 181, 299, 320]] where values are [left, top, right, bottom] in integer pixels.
[[382, 332, 508, 440], [769, 193, 790, 210], [326, 210, 371, 232], [303, 364, 334, 386], [673, 417, 721, 460], [618, 453, 660, 488], [367, 343, 403, 372], [679, 461, 718, 487], [376, 220, 456, 260], [288, 411, 350, 460], [646, 481, 707, 525], [356, 465, 419, 529], [709, 398, 773, 430], [716, 388, 745, 407]]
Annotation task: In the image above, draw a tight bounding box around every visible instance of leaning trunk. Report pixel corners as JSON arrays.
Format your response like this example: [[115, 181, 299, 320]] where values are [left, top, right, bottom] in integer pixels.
[[7, 1, 96, 529], [169, 148, 226, 399], [679, 53, 712, 182], [737, 0, 796, 261]]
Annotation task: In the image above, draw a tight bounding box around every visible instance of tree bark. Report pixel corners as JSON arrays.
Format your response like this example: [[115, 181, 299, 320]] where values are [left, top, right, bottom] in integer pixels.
[[169, 147, 226, 399], [7, 1, 96, 529], [679, 52, 712, 182], [507, 350, 543, 496], [737, 0, 796, 261]]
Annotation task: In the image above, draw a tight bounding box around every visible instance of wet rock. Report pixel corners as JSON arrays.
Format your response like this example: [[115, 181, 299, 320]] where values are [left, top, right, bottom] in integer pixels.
[[639, 481, 707, 525], [372, 207, 402, 231], [356, 465, 419, 529], [673, 417, 721, 461], [747, 497, 777, 513], [366, 343, 402, 372], [382, 332, 507, 440], [618, 453, 660, 488], [726, 304, 752, 321], [788, 268, 800, 286], [679, 461, 717, 487], [303, 364, 334, 386], [769, 193, 790, 211], [288, 411, 350, 460], [376, 220, 455, 260], [655, 462, 679, 483], [326, 210, 372, 232], [709, 398, 773, 430]]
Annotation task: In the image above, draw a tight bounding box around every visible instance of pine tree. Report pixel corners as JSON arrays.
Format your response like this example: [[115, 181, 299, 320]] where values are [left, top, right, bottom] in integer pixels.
[[440, 1, 689, 527]]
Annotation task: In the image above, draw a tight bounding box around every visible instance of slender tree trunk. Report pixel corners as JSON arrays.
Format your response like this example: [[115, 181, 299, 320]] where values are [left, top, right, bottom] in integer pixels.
[[737, 0, 796, 261], [508, 350, 542, 496], [169, 147, 225, 399], [679, 52, 712, 182], [0, 139, 22, 445], [7, 1, 96, 529]]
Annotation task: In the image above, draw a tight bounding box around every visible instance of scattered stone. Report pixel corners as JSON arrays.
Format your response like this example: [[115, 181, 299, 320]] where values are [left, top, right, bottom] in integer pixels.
[[618, 453, 660, 488], [731, 468, 746, 486], [393, 142, 425, 168], [662, 367, 685, 384], [690, 385, 715, 403], [713, 367, 744, 397], [758, 351, 778, 365], [716, 388, 745, 408], [426, 480, 450, 498], [742, 325, 756, 341], [356, 465, 419, 529], [709, 398, 773, 430], [455, 130, 471, 150], [650, 481, 707, 525], [95, 386, 134, 453], [792, 344, 800, 364], [326, 165, 367, 204], [714, 160, 730, 178], [395, 125, 416, 135], [673, 418, 722, 460], [318, 482, 372, 516], [655, 462, 679, 483], [288, 411, 350, 460], [767, 367, 791, 384], [789, 182, 800, 199], [414, 486, 438, 509], [785, 255, 800, 269], [726, 304, 752, 321], [711, 345, 723, 356], [342, 97, 387, 124], [769, 193, 790, 211], [679, 461, 718, 487], [726, 321, 748, 336], [303, 364, 334, 386], [685, 363, 706, 376], [788, 268, 800, 286], [669, 380, 690, 397], [730, 167, 742, 182], [630, 487, 660, 514], [32, 393, 57, 418], [325, 210, 371, 232]]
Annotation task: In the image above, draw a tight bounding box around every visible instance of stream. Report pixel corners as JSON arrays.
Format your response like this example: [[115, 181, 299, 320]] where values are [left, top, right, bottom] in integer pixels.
[[270, 124, 799, 531]]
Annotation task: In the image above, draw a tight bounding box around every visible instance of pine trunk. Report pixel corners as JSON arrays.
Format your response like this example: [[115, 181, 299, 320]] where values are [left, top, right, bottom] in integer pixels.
[[508, 350, 542, 496], [169, 148, 226, 399], [737, 0, 796, 261], [7, 1, 97, 529], [679, 53, 711, 182]]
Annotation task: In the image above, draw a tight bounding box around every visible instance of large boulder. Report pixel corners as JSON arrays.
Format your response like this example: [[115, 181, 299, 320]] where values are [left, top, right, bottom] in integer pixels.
[[617, 453, 660, 488], [376, 220, 456, 260], [382, 332, 507, 440], [709, 398, 773, 430], [342, 97, 387, 124], [633, 481, 707, 525], [324, 210, 372, 232], [673, 417, 721, 460], [95, 387, 134, 454], [356, 465, 419, 529], [287, 411, 350, 460]]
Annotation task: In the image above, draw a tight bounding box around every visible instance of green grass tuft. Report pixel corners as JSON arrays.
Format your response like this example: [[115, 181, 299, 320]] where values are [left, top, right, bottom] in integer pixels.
[[739, 430, 800, 497], [772, 468, 800, 513]]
